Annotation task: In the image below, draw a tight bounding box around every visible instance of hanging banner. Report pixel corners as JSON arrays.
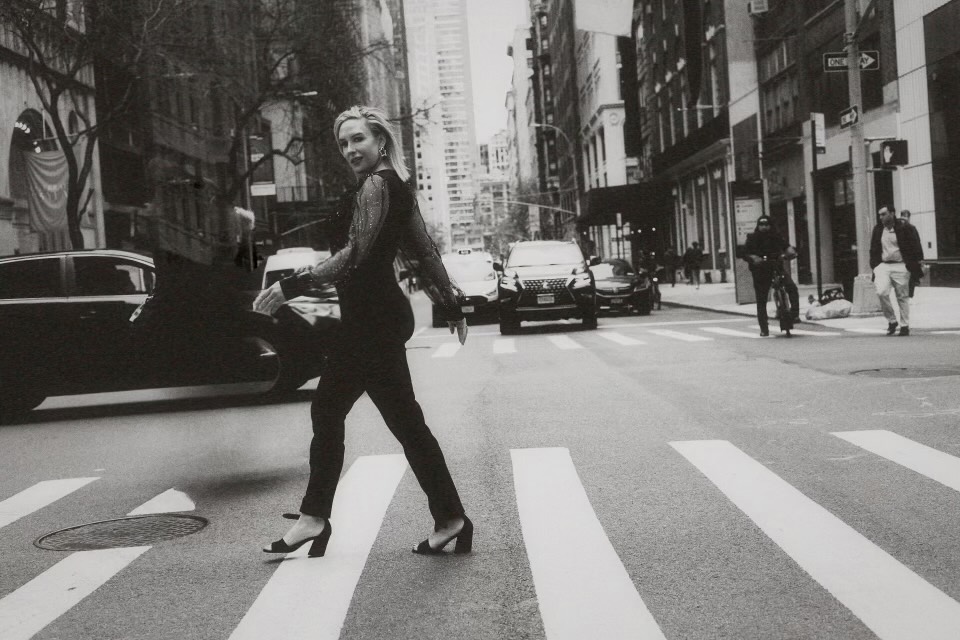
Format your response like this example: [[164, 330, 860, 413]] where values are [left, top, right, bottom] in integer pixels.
[[573, 0, 632, 37], [23, 149, 71, 251]]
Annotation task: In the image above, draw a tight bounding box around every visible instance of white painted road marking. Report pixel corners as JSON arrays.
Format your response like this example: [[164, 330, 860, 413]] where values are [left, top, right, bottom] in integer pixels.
[[700, 327, 762, 339], [0, 546, 150, 640], [547, 335, 583, 350], [127, 489, 195, 515], [672, 440, 960, 640], [0, 478, 99, 530], [229, 454, 408, 640], [846, 327, 888, 334], [432, 343, 461, 358], [493, 338, 517, 354], [833, 430, 960, 493], [789, 328, 842, 337], [511, 448, 666, 640], [647, 329, 713, 342], [597, 332, 646, 346]]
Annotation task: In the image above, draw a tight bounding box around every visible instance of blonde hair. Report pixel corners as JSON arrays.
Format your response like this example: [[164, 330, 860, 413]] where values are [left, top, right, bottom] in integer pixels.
[[333, 105, 410, 183]]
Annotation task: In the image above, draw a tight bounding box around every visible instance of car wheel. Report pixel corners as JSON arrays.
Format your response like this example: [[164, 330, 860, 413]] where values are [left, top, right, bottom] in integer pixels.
[[250, 334, 309, 396]]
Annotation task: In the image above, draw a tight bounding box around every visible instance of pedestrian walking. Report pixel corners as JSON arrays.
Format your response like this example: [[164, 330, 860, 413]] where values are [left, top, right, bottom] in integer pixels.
[[683, 242, 704, 288], [253, 105, 472, 557], [663, 246, 678, 286], [870, 205, 924, 336], [742, 215, 800, 336]]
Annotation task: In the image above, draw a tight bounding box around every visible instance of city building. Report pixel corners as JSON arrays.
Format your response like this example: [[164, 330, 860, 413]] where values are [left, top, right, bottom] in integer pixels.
[[506, 24, 541, 241], [405, 0, 481, 251], [1, 0, 105, 255]]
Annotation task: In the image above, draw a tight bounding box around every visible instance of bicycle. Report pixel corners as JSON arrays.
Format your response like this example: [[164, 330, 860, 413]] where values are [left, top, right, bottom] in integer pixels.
[[759, 255, 794, 337]]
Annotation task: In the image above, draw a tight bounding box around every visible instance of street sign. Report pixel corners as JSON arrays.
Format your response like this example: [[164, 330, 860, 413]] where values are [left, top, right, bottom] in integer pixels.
[[823, 50, 880, 72], [840, 105, 860, 130], [880, 140, 909, 168], [812, 112, 826, 153]]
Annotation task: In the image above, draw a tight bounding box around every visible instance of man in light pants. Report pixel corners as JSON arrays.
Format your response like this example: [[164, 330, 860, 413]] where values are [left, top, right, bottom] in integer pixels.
[[869, 206, 924, 336]]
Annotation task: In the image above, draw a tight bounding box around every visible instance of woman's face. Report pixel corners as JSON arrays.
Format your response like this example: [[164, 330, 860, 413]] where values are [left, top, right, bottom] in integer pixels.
[[338, 118, 385, 177]]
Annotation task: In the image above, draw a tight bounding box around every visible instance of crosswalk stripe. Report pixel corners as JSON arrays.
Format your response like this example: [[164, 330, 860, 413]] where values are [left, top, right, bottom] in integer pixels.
[[229, 454, 408, 640], [546, 335, 582, 350], [932, 330, 960, 335], [0, 478, 99, 530], [847, 327, 887, 334], [597, 332, 646, 346], [700, 327, 761, 339], [432, 343, 461, 358], [647, 329, 713, 342], [833, 430, 960, 493], [127, 489, 195, 515], [789, 329, 842, 337], [0, 546, 150, 640], [672, 440, 960, 640], [511, 448, 666, 640], [493, 338, 517, 353]]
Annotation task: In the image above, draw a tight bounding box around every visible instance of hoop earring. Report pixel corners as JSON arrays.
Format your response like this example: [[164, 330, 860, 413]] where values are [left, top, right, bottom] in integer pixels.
[[378, 146, 387, 157]]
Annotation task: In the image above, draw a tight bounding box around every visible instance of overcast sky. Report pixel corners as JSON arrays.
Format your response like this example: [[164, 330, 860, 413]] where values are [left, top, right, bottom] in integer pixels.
[[466, 0, 528, 144]]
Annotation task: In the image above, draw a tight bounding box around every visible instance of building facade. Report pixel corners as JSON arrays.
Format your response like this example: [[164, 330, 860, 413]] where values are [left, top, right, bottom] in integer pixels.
[[405, 0, 481, 251]]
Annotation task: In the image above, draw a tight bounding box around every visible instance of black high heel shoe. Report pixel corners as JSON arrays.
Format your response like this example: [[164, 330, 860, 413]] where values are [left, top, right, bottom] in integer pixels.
[[263, 521, 332, 557], [412, 516, 473, 555]]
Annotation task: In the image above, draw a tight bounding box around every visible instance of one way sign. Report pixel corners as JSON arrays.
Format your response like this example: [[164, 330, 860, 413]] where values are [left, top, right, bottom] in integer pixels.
[[823, 50, 880, 72]]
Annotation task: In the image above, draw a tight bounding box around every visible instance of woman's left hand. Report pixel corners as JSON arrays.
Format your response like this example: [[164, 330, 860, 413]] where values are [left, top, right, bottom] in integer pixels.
[[448, 318, 468, 345], [253, 282, 287, 316]]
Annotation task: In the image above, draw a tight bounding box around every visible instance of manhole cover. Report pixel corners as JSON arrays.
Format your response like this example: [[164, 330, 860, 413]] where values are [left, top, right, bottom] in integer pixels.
[[852, 367, 960, 379], [34, 514, 208, 551]]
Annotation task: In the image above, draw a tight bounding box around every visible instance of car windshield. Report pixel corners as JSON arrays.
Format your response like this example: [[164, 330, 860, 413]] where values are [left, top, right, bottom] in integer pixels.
[[592, 261, 635, 278], [507, 244, 584, 267], [443, 259, 495, 282]]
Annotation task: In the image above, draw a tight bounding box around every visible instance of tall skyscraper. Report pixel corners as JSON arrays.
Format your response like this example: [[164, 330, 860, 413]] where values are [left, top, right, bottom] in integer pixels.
[[404, 0, 480, 250]]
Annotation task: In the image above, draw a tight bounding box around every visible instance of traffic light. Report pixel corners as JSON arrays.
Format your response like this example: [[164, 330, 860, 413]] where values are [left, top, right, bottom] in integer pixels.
[[880, 140, 909, 169]]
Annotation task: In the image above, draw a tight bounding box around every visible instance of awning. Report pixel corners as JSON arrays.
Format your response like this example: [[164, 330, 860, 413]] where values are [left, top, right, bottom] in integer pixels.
[[579, 182, 673, 227]]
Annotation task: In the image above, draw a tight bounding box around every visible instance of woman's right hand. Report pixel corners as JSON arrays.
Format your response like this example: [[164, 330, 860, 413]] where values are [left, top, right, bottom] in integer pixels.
[[448, 318, 468, 345]]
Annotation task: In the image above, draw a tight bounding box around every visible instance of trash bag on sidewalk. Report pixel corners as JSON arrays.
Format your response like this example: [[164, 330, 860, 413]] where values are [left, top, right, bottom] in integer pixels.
[[805, 298, 852, 320]]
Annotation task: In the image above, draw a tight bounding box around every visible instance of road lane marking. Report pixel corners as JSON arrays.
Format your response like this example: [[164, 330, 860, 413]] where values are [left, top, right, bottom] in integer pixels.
[[547, 335, 582, 350], [493, 338, 517, 354], [0, 478, 99, 530], [846, 327, 888, 334], [597, 332, 646, 346], [932, 330, 960, 335], [833, 430, 960, 493], [646, 329, 713, 342], [700, 327, 762, 339], [672, 440, 960, 640], [432, 343, 461, 358], [789, 329, 842, 337], [229, 454, 407, 640], [0, 546, 150, 640], [127, 489, 195, 515], [511, 448, 666, 640]]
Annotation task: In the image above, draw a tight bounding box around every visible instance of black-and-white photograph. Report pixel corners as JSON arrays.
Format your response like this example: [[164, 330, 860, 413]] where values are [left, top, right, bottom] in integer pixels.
[[3, 0, 960, 638]]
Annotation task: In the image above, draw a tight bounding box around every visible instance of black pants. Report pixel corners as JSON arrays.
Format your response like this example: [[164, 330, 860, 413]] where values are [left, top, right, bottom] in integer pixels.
[[300, 336, 465, 523], [752, 267, 800, 330]]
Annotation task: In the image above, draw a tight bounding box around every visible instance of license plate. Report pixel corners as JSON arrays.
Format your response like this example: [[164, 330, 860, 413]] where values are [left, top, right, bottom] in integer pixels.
[[611, 297, 624, 304], [537, 294, 555, 304], [461, 305, 475, 313]]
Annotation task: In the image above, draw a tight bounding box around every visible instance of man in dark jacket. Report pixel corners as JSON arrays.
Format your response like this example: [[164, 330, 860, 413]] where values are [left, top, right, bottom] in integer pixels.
[[742, 215, 799, 336], [870, 205, 924, 336]]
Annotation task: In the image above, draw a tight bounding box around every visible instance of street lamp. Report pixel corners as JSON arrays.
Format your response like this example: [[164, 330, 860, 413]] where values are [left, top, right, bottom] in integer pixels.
[[531, 122, 581, 221]]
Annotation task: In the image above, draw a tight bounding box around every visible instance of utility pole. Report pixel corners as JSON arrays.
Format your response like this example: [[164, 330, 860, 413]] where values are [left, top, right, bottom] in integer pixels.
[[846, 0, 878, 311]]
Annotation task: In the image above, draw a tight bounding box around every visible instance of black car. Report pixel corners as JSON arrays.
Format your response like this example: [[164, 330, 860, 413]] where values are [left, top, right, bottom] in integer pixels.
[[0, 249, 339, 418], [591, 258, 654, 315], [495, 240, 599, 334]]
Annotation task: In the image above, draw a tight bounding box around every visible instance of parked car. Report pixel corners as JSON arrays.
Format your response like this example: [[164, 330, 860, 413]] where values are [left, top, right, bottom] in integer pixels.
[[591, 258, 654, 315], [0, 249, 338, 419], [433, 248, 499, 327], [495, 240, 599, 334]]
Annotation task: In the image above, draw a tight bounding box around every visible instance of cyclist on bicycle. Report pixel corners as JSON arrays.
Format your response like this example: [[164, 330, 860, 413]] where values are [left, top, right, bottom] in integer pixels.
[[742, 215, 800, 337]]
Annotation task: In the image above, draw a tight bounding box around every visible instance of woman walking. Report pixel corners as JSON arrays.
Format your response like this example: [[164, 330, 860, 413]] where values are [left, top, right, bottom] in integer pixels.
[[253, 105, 472, 557]]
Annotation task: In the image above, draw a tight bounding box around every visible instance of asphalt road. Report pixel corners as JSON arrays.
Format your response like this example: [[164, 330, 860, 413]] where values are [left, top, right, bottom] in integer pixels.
[[3, 296, 960, 640]]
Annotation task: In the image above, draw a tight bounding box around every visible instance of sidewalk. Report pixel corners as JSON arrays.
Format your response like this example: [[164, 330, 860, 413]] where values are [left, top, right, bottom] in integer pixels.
[[659, 280, 960, 331]]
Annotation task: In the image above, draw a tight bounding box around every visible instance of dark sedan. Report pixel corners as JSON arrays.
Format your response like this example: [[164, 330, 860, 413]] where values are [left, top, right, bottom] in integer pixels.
[[590, 258, 654, 315], [0, 249, 339, 418]]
